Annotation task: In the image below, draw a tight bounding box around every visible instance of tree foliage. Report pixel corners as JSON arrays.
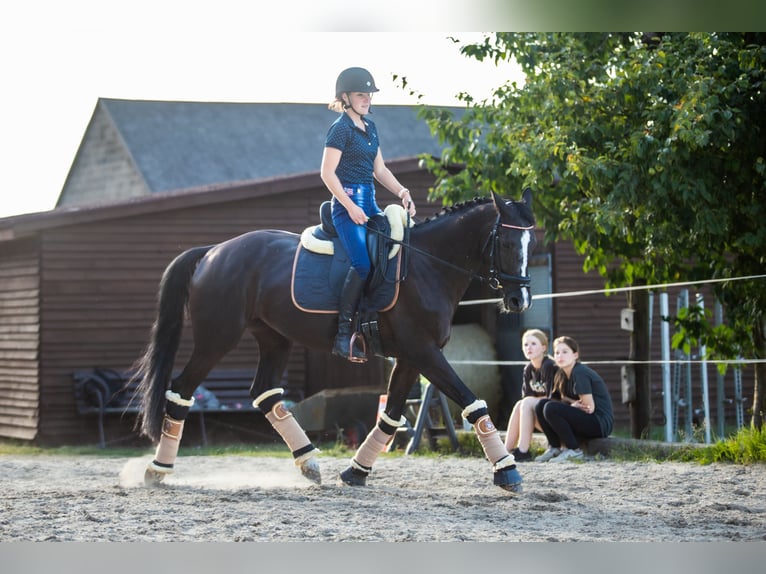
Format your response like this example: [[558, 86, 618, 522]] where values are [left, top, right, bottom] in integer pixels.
[[417, 33, 766, 425]]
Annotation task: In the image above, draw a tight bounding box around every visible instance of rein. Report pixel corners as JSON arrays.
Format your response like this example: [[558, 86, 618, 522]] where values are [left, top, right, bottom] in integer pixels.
[[366, 215, 533, 290]]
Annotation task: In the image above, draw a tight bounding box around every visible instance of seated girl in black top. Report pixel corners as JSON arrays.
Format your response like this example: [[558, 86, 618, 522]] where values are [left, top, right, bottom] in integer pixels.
[[504, 329, 557, 461], [535, 336, 614, 462]]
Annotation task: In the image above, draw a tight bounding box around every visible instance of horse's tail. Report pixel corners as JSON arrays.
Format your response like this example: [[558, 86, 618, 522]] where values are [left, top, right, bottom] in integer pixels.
[[132, 245, 213, 442]]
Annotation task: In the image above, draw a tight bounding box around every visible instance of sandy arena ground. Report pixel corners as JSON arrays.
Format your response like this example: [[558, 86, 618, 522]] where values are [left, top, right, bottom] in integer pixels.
[[1, 451, 764, 543]]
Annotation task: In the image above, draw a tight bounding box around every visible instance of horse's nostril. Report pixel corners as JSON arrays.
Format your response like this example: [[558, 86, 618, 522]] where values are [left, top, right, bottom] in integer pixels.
[[504, 293, 531, 312]]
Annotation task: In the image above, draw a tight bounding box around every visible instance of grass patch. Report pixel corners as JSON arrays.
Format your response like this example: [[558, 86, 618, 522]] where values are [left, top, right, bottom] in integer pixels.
[[191, 442, 356, 459], [424, 426, 766, 464], [0, 440, 47, 456], [605, 440, 699, 462], [4, 427, 764, 464], [667, 425, 766, 464], [0, 439, 355, 459], [592, 427, 766, 464]]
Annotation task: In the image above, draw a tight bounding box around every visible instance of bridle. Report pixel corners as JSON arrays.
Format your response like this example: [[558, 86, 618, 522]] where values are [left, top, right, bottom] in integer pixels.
[[366, 214, 534, 291], [486, 216, 534, 291]]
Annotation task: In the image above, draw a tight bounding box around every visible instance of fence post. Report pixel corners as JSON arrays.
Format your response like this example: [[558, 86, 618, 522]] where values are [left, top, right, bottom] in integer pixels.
[[697, 293, 712, 444], [660, 292, 673, 442]]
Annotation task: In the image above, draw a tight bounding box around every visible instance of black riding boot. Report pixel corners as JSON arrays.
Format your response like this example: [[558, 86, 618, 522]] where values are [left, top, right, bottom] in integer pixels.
[[332, 269, 367, 362]]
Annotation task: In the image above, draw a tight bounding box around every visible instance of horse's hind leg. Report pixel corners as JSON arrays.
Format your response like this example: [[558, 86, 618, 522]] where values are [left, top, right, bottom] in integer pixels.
[[144, 390, 193, 485], [250, 325, 322, 484], [146, 345, 237, 486], [339, 359, 419, 486]]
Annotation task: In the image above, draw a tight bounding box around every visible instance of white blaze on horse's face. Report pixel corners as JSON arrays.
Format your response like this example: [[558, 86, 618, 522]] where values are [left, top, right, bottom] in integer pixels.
[[500, 224, 533, 312], [494, 191, 535, 313], [518, 228, 532, 309]]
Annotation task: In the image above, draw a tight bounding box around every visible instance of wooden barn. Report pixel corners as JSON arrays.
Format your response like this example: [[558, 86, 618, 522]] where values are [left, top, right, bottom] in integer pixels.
[[0, 162, 444, 445], [0, 99, 753, 446]]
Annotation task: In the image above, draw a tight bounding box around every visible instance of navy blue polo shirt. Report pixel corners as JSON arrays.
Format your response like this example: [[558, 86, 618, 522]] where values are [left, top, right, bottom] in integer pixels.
[[325, 113, 379, 185]]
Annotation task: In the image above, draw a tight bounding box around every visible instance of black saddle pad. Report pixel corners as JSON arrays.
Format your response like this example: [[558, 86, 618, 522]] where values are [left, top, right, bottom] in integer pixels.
[[291, 238, 403, 314]]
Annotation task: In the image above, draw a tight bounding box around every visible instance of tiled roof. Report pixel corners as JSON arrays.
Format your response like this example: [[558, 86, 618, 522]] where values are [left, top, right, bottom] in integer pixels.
[[100, 99, 457, 193]]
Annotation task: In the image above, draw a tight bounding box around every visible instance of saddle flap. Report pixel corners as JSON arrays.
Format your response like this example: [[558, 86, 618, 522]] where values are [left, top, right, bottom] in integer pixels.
[[365, 213, 390, 262]]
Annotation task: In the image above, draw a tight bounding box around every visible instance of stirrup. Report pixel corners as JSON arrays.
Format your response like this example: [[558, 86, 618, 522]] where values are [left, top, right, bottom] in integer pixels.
[[347, 332, 367, 363]]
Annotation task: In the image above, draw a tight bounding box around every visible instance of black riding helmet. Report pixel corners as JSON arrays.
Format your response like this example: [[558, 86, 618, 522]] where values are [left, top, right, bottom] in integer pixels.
[[335, 67, 379, 97]]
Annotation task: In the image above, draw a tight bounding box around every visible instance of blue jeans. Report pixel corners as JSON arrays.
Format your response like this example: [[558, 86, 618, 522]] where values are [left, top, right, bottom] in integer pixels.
[[331, 184, 381, 280]]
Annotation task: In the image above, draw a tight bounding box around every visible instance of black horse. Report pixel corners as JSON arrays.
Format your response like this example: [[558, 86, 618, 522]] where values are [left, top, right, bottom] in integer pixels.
[[133, 189, 535, 492]]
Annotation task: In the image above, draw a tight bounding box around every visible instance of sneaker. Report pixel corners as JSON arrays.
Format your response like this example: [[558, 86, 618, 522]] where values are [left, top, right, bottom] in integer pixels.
[[550, 448, 584, 462], [536, 447, 561, 462], [511, 448, 533, 462]]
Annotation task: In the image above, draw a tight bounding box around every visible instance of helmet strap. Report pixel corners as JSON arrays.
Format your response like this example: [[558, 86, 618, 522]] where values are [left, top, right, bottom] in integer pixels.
[[342, 93, 368, 118]]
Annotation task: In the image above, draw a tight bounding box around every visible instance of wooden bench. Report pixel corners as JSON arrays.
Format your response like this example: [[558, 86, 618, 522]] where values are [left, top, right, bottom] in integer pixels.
[[72, 368, 263, 448]]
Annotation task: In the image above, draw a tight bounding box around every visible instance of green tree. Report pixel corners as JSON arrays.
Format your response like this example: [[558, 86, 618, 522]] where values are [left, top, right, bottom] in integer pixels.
[[417, 33, 766, 429]]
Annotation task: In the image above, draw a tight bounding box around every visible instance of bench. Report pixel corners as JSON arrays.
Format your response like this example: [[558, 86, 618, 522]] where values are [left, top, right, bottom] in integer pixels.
[[72, 368, 264, 448]]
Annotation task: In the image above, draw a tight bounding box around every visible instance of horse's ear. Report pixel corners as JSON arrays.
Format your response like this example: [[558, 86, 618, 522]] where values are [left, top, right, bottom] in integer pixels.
[[521, 187, 533, 207], [491, 191, 506, 212]]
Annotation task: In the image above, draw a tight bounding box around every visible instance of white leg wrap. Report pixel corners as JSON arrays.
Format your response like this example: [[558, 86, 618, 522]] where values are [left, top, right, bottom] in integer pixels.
[[461, 399, 487, 420], [165, 390, 194, 407], [351, 459, 371, 473], [252, 388, 285, 409], [265, 401, 320, 465], [494, 455, 516, 471], [473, 414, 514, 467], [379, 411, 407, 428], [149, 415, 185, 474], [353, 426, 392, 469]]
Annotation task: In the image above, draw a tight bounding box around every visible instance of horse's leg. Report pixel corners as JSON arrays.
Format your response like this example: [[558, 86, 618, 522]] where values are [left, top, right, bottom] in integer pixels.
[[418, 349, 522, 493], [339, 359, 419, 486], [250, 324, 322, 485], [145, 296, 246, 485], [143, 350, 229, 485]]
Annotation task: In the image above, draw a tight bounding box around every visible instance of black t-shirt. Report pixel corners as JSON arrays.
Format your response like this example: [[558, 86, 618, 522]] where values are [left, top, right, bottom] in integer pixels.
[[521, 356, 557, 398], [560, 362, 614, 436]]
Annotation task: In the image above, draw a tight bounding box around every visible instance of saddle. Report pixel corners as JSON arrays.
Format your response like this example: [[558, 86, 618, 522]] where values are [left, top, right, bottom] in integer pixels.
[[301, 202, 408, 264], [291, 202, 412, 356]]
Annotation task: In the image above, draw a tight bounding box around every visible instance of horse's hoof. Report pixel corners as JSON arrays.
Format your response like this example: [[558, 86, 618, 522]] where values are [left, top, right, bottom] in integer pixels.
[[144, 467, 167, 487], [494, 465, 523, 494], [299, 457, 322, 485], [338, 466, 367, 486]]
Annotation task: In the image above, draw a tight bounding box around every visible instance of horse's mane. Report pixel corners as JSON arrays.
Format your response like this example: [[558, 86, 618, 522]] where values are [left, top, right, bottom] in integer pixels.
[[414, 197, 492, 227], [414, 194, 534, 227]]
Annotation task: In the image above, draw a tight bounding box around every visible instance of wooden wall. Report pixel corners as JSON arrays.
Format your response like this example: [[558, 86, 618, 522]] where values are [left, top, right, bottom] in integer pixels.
[[0, 236, 40, 440], [552, 241, 633, 429]]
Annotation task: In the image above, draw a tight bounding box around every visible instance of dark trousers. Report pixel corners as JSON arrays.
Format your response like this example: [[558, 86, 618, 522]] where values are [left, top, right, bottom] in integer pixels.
[[535, 399, 603, 449]]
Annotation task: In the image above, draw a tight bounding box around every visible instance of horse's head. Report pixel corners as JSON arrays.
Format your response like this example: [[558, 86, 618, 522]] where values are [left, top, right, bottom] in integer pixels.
[[490, 188, 536, 313]]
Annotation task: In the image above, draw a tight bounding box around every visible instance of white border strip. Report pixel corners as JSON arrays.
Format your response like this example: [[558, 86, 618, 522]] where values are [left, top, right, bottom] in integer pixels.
[[448, 359, 766, 366]]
